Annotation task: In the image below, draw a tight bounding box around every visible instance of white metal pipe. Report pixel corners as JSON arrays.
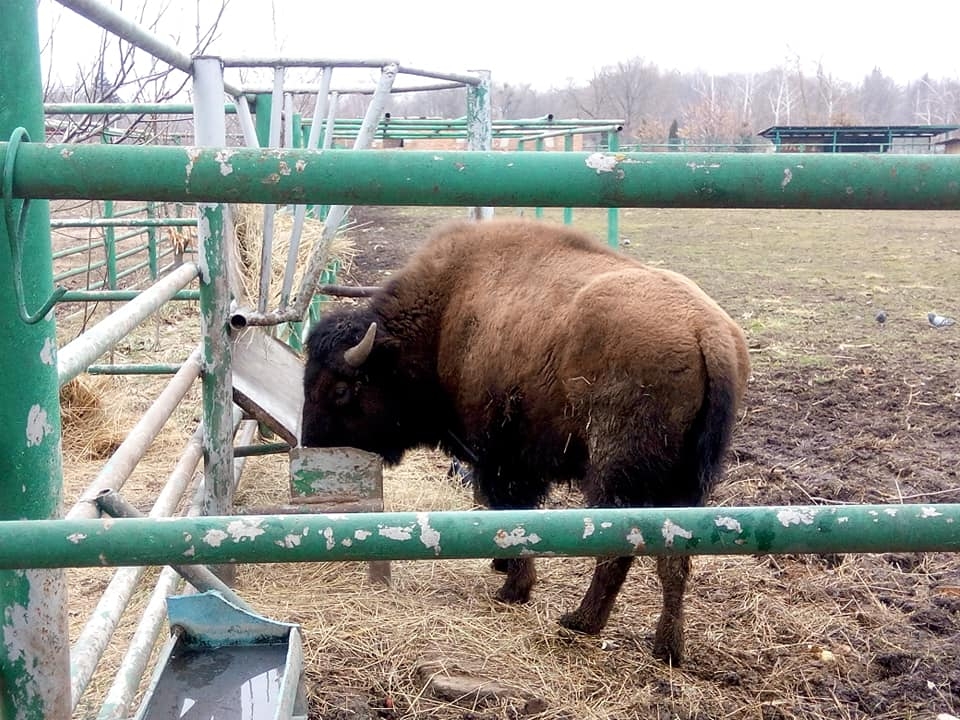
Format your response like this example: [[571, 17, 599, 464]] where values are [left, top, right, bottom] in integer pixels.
[[292, 66, 397, 318], [232, 419, 259, 493], [94, 566, 182, 720], [91, 406, 244, 720], [283, 93, 295, 149], [268, 68, 285, 148], [70, 566, 148, 711], [57, 262, 199, 386], [69, 428, 203, 708], [257, 68, 286, 312], [222, 56, 397, 68], [308, 70, 333, 149], [235, 95, 260, 148], [280, 69, 333, 308], [241, 81, 464, 95], [323, 92, 340, 150], [65, 349, 201, 520], [397, 64, 481, 85]]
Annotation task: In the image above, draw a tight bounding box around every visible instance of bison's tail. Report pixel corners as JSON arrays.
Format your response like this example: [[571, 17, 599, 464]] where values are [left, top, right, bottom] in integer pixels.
[[690, 323, 749, 501]]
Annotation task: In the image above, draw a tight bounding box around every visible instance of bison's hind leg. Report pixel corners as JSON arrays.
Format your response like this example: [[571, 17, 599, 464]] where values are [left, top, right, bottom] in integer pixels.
[[558, 555, 634, 635], [652, 555, 691, 665], [495, 558, 537, 604]]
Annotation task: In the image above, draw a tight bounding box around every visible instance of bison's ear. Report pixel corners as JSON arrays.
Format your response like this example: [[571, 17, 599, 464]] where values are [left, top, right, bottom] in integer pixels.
[[344, 322, 377, 368]]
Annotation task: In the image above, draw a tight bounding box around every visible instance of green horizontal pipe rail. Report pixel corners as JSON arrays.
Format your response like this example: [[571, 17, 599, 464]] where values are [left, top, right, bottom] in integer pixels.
[[6, 143, 960, 209], [52, 243, 101, 260], [109, 204, 152, 218], [54, 260, 107, 282], [87, 363, 182, 375], [114, 229, 148, 245], [114, 259, 152, 281], [51, 218, 197, 228], [59, 289, 199, 302], [45, 102, 238, 115], [0, 504, 958, 570]]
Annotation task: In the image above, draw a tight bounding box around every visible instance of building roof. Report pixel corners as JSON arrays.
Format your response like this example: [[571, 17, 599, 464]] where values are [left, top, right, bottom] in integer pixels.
[[759, 125, 960, 141], [758, 125, 960, 152]]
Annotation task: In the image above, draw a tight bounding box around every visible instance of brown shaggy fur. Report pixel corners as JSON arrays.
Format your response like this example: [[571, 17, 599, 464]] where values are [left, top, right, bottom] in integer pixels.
[[302, 218, 750, 664]]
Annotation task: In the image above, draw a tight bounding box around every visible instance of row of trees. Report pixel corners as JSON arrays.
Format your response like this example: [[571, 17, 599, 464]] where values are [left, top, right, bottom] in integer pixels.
[[41, 0, 959, 149], [382, 59, 960, 147]]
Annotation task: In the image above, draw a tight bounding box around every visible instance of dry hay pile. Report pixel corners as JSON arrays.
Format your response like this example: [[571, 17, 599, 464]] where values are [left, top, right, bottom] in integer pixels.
[[232, 204, 357, 308], [55, 206, 960, 719], [229, 445, 960, 720]]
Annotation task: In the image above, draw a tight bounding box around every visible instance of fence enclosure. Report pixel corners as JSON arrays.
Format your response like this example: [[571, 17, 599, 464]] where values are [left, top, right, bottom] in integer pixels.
[[2, 1, 960, 719]]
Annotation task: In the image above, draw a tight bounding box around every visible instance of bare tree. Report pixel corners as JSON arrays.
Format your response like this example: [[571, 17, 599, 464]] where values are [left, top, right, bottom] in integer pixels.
[[766, 65, 795, 125], [42, 0, 231, 145]]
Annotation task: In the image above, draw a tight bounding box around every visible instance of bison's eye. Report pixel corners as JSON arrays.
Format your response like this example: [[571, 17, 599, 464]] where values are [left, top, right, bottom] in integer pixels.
[[332, 381, 352, 407]]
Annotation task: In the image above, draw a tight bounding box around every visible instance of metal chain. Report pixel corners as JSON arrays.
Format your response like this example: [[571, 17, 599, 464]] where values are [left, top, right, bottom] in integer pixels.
[[2, 126, 67, 324]]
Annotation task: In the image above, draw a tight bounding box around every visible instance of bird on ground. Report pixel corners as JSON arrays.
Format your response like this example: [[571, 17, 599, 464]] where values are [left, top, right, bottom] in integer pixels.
[[875, 310, 887, 327], [928, 312, 956, 328]]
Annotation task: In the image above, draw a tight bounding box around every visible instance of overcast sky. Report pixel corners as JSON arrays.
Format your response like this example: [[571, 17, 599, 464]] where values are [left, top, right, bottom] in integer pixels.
[[39, 0, 960, 91]]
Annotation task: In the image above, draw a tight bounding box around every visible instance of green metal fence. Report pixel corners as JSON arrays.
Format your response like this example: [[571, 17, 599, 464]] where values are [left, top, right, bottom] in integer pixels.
[[50, 200, 194, 291], [3, 1, 960, 718]]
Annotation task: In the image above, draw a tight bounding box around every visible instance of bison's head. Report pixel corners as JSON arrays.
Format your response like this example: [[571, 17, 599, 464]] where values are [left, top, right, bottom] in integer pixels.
[[301, 310, 409, 464]]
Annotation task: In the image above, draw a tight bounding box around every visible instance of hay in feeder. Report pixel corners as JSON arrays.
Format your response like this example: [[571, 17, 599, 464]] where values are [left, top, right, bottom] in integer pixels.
[[60, 375, 125, 460], [231, 204, 357, 309]]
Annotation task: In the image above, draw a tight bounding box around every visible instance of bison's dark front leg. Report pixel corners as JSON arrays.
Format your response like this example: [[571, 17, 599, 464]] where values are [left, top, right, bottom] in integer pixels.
[[652, 555, 691, 665], [558, 555, 634, 634], [494, 558, 537, 604]]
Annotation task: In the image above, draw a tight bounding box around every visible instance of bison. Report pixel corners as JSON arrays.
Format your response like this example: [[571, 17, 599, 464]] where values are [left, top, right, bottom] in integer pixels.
[[301, 217, 750, 664]]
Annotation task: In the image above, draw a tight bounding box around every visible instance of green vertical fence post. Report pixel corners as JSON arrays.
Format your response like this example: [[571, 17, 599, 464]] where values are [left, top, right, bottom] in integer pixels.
[[103, 199, 118, 289], [466, 69, 493, 220], [292, 113, 303, 149], [254, 92, 272, 149], [193, 57, 236, 583], [606, 130, 620, 248], [563, 134, 574, 225], [146, 201, 158, 279], [516, 139, 526, 216], [534, 137, 545, 219], [0, 2, 71, 719]]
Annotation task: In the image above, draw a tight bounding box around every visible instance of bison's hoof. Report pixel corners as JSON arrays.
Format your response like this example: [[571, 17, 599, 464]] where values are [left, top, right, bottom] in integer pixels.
[[495, 584, 531, 604], [652, 626, 684, 666], [558, 610, 604, 635], [490, 558, 509, 574]]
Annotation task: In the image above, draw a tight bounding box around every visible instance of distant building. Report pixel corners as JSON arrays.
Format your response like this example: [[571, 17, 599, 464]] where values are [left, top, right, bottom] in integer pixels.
[[931, 128, 960, 154], [758, 125, 960, 153]]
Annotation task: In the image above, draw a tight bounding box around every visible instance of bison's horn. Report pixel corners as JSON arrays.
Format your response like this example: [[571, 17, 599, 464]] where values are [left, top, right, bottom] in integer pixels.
[[343, 322, 377, 368]]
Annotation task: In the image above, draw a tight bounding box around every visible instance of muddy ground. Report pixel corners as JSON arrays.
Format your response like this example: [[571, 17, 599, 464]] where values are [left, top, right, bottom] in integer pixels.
[[57, 203, 960, 719], [325, 205, 960, 719]]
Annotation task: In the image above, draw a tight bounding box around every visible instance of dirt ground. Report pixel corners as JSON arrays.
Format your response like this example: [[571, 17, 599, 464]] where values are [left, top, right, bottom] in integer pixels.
[[317, 205, 960, 719], [57, 203, 960, 719]]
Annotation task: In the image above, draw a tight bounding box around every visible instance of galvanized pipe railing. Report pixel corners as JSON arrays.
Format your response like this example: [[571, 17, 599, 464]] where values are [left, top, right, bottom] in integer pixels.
[[6, 143, 960, 210], [65, 348, 202, 520], [57, 262, 199, 385], [1, 504, 959, 569], [280, 66, 334, 309], [69, 428, 203, 709]]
